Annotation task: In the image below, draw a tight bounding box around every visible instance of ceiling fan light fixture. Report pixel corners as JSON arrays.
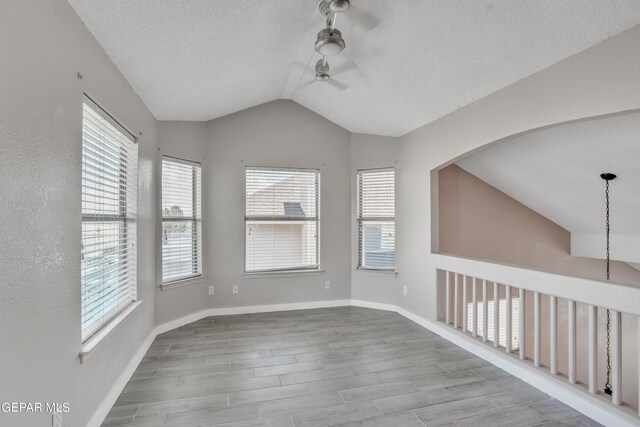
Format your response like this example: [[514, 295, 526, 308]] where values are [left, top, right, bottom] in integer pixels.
[[315, 28, 346, 56], [330, 0, 350, 13]]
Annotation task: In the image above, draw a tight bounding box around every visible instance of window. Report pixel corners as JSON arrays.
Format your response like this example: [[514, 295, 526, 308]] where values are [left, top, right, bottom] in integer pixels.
[[81, 98, 137, 342], [161, 158, 202, 283], [245, 167, 319, 273], [467, 298, 520, 350], [357, 168, 395, 270]]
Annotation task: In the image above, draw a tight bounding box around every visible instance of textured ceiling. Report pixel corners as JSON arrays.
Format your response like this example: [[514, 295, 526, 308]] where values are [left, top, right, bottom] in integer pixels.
[[457, 112, 640, 235], [67, 0, 640, 136]]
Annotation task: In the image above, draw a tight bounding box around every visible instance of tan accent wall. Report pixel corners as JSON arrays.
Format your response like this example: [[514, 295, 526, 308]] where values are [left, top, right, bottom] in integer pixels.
[[438, 164, 640, 286]]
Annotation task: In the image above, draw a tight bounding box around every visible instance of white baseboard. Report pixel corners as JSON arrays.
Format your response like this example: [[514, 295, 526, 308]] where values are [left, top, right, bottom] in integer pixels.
[[156, 299, 352, 335], [86, 329, 156, 427], [91, 298, 638, 427]]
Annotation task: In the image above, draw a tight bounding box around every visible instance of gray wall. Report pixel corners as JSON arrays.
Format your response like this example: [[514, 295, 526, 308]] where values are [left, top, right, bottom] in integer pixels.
[[0, 1, 158, 426], [155, 121, 210, 325], [205, 100, 352, 309], [349, 134, 400, 304]]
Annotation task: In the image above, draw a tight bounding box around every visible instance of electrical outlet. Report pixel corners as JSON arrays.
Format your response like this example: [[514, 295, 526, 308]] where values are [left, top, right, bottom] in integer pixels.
[[325, 281, 331, 290], [53, 412, 63, 427], [208, 286, 214, 296], [232, 285, 239, 294], [403, 285, 408, 296]]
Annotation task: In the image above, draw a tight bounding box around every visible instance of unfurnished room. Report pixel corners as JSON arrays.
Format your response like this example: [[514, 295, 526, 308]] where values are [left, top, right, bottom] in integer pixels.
[[1, 1, 640, 426]]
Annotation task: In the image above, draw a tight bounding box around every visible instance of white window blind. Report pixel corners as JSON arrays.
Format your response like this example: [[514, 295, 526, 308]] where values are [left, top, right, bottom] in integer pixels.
[[81, 98, 138, 342], [245, 167, 319, 273], [357, 168, 395, 270], [162, 158, 202, 283]]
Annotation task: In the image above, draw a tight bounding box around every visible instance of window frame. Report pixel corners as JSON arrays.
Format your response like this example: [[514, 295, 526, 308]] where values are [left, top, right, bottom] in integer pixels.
[[160, 156, 203, 285], [243, 166, 321, 274], [356, 167, 396, 271], [81, 95, 138, 343]]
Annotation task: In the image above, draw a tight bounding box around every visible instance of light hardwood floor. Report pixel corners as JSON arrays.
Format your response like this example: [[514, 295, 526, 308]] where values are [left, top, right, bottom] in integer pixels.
[[102, 306, 601, 427]]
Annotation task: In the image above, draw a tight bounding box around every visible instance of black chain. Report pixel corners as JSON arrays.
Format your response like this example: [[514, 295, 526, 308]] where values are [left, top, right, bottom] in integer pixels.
[[604, 179, 612, 396]]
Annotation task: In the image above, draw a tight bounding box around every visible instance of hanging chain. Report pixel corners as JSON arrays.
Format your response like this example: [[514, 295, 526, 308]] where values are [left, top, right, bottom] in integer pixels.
[[604, 178, 612, 395]]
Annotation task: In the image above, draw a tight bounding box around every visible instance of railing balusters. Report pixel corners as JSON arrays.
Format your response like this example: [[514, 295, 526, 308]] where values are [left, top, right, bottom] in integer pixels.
[[519, 288, 526, 361], [588, 305, 598, 394], [612, 310, 622, 406], [439, 269, 637, 419], [454, 274, 459, 329], [505, 285, 512, 354], [482, 280, 488, 342], [568, 300, 577, 384], [550, 295, 558, 375], [462, 275, 468, 333], [534, 291, 541, 367], [445, 271, 451, 325], [472, 277, 478, 338], [493, 282, 499, 348]]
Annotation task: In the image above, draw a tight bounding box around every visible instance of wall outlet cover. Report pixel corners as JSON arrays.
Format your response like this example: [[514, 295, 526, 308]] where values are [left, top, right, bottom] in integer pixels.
[[232, 285, 239, 294], [208, 286, 214, 295], [325, 281, 331, 290], [403, 285, 408, 296]]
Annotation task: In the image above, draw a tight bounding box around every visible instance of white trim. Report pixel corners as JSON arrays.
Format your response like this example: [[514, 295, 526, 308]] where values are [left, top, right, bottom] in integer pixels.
[[86, 327, 155, 427], [90, 297, 636, 427], [157, 299, 351, 334], [80, 301, 143, 362]]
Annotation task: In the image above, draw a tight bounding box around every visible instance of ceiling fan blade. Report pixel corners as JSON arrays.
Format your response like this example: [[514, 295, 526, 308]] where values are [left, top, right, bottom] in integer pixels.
[[298, 79, 317, 90], [346, 5, 380, 31], [326, 78, 349, 91], [331, 60, 358, 76]]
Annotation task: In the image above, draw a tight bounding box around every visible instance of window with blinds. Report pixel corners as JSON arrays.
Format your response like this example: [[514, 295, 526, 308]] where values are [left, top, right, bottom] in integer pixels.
[[162, 158, 202, 283], [245, 167, 320, 273], [357, 168, 395, 270], [81, 97, 138, 342]]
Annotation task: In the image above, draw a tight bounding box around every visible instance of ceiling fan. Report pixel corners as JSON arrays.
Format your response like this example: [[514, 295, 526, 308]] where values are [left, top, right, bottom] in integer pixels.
[[298, 58, 358, 91], [295, 0, 375, 92]]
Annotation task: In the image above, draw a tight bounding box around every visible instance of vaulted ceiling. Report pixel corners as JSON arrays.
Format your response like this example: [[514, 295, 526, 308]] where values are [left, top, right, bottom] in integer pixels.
[[67, 0, 640, 136]]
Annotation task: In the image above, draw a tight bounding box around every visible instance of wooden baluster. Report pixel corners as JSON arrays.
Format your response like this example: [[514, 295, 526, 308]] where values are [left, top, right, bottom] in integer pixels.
[[482, 280, 488, 342], [612, 310, 622, 405], [588, 305, 597, 394], [549, 296, 557, 375], [472, 277, 478, 338], [462, 275, 468, 333], [454, 274, 459, 329], [505, 285, 512, 353], [445, 271, 451, 325], [519, 288, 526, 360], [493, 282, 499, 348], [568, 300, 577, 384], [534, 291, 541, 367]]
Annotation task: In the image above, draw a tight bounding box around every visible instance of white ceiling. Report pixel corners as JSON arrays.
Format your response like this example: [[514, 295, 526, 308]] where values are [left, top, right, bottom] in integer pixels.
[[457, 112, 640, 235], [67, 0, 640, 136]]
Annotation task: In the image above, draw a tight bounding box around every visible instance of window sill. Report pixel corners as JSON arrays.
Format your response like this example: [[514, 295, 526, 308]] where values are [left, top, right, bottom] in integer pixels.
[[242, 269, 325, 279], [160, 275, 207, 291], [354, 268, 398, 277], [79, 300, 143, 363]]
